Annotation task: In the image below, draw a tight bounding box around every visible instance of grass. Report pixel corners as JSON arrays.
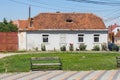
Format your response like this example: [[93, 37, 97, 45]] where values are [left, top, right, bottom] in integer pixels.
[[0, 52, 120, 73]]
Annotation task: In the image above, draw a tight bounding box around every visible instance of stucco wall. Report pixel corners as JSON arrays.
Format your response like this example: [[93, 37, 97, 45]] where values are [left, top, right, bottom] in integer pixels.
[[19, 30, 108, 51], [18, 32, 27, 50], [112, 27, 120, 35], [115, 37, 120, 46]]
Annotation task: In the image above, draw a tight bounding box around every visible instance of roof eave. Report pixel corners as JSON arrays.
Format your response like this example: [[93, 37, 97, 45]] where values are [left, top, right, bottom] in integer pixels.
[[19, 29, 108, 32]]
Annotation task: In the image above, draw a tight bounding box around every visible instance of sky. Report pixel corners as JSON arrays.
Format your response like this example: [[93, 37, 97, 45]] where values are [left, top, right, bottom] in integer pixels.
[[0, 0, 120, 27]]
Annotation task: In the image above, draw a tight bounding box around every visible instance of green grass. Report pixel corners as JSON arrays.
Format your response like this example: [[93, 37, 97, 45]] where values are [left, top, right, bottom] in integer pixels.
[[0, 52, 120, 73]]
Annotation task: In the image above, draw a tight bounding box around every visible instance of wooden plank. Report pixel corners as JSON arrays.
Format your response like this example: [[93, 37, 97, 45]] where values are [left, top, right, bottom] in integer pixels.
[[32, 63, 61, 66], [31, 57, 60, 60]]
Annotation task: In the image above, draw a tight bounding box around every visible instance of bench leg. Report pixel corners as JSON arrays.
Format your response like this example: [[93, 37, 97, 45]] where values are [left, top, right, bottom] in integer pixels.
[[59, 65, 62, 70]]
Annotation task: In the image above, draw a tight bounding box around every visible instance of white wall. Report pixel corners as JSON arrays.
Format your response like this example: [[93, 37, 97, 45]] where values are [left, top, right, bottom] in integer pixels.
[[19, 30, 108, 51], [18, 32, 27, 50], [112, 27, 120, 35]]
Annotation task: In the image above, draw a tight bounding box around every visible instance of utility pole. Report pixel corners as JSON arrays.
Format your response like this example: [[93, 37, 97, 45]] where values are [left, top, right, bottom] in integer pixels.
[[29, 5, 31, 19]]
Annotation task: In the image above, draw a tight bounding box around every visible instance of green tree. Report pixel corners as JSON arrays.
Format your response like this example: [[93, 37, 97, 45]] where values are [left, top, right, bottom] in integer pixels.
[[0, 18, 18, 32]]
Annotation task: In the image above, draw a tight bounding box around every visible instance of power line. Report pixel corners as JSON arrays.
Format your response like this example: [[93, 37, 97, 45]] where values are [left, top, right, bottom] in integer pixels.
[[103, 8, 120, 18], [104, 15, 120, 22], [67, 0, 120, 6], [9, 0, 69, 11], [9, 0, 119, 13], [30, 0, 119, 12]]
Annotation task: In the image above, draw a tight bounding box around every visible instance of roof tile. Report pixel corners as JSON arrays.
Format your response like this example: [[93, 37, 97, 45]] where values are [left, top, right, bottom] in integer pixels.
[[16, 13, 106, 30]]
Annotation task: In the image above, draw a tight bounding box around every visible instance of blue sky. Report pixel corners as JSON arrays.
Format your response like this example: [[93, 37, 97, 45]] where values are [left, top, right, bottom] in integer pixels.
[[0, 0, 120, 27]]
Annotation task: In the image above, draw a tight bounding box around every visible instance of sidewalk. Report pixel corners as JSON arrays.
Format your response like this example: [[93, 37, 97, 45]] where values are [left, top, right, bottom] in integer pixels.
[[0, 70, 120, 80]]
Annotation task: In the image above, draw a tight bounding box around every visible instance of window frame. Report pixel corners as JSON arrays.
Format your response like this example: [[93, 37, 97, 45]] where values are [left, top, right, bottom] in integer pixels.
[[42, 34, 49, 43], [78, 34, 84, 42], [94, 34, 100, 42]]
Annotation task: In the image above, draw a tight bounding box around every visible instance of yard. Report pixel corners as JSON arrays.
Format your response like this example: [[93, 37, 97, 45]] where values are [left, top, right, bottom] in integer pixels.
[[0, 52, 120, 73]]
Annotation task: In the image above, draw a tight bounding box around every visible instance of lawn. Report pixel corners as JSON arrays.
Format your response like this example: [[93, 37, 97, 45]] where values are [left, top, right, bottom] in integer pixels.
[[0, 52, 120, 73]]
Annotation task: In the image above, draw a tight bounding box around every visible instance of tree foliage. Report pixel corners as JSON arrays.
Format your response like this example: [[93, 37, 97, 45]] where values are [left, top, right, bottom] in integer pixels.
[[0, 18, 18, 32]]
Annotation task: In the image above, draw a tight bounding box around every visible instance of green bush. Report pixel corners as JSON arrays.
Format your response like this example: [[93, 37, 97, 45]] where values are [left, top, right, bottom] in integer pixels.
[[69, 43, 74, 51], [41, 44, 46, 51], [101, 43, 107, 51], [60, 46, 66, 51], [79, 43, 86, 51], [112, 44, 119, 51], [93, 45, 100, 51]]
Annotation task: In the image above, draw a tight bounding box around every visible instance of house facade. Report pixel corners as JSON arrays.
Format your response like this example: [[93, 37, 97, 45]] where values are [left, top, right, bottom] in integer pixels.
[[108, 24, 120, 44], [15, 13, 108, 51], [115, 31, 120, 46]]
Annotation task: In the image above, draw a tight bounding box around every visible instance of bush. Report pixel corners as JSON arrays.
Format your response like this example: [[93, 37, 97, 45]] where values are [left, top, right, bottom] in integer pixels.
[[93, 45, 100, 51], [69, 43, 74, 51], [101, 43, 107, 51], [79, 43, 86, 51], [60, 46, 66, 51], [108, 42, 119, 51], [41, 44, 46, 51]]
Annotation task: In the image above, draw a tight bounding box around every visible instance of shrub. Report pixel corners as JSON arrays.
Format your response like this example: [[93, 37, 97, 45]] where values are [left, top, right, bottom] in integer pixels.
[[101, 43, 107, 51], [79, 43, 87, 51], [93, 45, 100, 51], [69, 43, 74, 51], [60, 45, 66, 51], [108, 42, 119, 51], [112, 44, 119, 51], [76, 48, 79, 51], [41, 44, 46, 51]]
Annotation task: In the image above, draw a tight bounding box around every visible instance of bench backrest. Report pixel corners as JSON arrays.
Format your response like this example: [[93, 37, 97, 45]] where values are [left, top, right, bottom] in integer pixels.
[[30, 57, 62, 64], [31, 57, 60, 61]]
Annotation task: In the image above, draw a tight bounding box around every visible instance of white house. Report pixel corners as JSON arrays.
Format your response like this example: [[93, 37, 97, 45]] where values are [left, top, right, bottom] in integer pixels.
[[15, 13, 108, 51]]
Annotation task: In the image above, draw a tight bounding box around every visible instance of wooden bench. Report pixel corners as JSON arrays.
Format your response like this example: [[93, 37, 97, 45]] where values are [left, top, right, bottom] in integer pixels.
[[30, 57, 62, 70], [116, 56, 120, 67]]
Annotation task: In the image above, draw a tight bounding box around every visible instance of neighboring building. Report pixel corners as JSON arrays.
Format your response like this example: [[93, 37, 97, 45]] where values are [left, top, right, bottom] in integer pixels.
[[115, 31, 120, 46], [15, 13, 108, 51], [108, 24, 120, 43], [108, 23, 120, 35]]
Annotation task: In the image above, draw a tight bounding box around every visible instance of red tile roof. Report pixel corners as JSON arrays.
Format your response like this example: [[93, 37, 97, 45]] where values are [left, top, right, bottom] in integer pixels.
[[16, 13, 106, 30], [108, 24, 119, 33]]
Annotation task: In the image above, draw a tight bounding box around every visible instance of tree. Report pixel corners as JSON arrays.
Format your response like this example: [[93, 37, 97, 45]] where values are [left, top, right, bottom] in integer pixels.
[[0, 18, 18, 32]]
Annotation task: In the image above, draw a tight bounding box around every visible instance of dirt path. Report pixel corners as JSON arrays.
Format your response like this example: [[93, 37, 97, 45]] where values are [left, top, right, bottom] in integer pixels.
[[0, 53, 28, 59]]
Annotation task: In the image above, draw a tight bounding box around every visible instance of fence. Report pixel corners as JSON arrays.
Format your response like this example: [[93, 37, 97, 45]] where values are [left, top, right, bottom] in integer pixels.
[[0, 32, 18, 51]]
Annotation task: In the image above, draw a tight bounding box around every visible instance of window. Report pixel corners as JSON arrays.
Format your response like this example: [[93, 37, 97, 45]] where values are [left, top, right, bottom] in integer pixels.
[[42, 34, 49, 43], [94, 34, 99, 42], [66, 19, 73, 23], [78, 34, 84, 42]]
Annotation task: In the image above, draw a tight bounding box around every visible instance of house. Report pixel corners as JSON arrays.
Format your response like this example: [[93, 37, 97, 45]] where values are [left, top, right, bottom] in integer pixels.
[[115, 31, 120, 46], [15, 12, 108, 51], [108, 24, 120, 43], [108, 23, 120, 35]]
